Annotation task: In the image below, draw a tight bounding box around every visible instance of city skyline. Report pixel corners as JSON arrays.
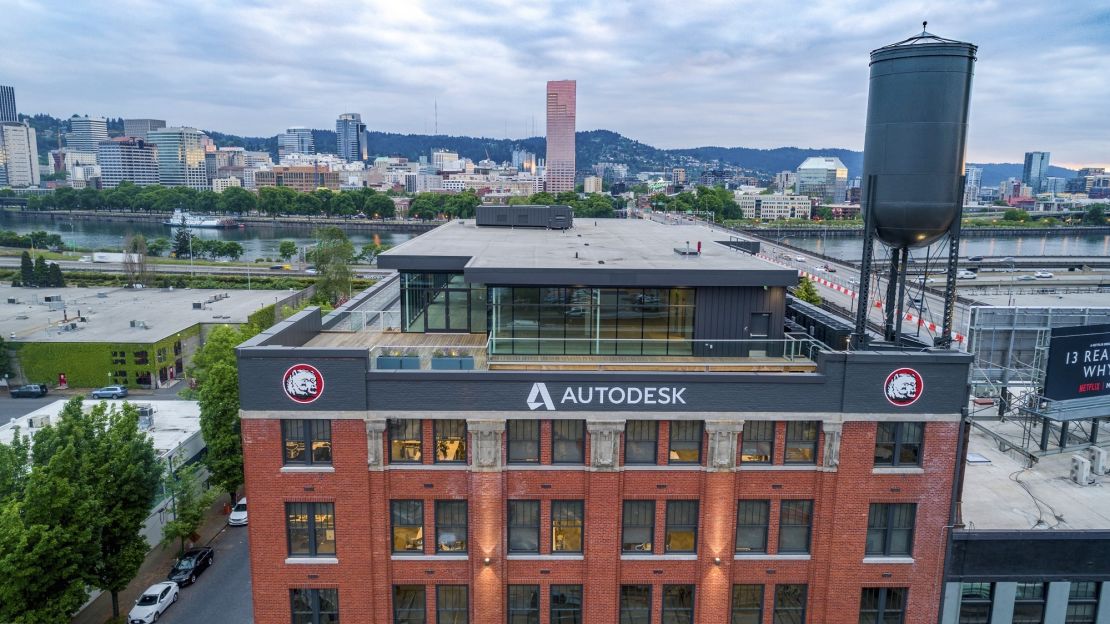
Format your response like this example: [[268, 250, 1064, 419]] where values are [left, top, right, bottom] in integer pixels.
[[3, 1, 1108, 168]]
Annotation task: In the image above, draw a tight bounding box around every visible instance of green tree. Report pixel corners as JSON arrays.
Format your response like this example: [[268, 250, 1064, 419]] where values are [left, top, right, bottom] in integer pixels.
[[32, 255, 49, 287], [147, 237, 171, 257], [278, 240, 298, 262], [46, 263, 64, 287], [160, 461, 216, 556], [0, 427, 28, 501], [19, 250, 33, 286], [365, 193, 396, 218], [359, 242, 391, 263], [189, 324, 245, 386], [528, 192, 556, 205], [172, 218, 193, 259], [1002, 208, 1028, 222], [444, 189, 480, 218], [199, 362, 243, 507], [218, 186, 257, 214], [309, 226, 355, 305], [794, 276, 823, 305], [1082, 204, 1106, 225]]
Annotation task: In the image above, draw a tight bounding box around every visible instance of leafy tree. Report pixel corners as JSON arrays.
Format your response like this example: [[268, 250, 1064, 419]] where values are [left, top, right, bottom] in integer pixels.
[[409, 193, 441, 220], [528, 192, 556, 205], [359, 242, 391, 263], [19, 251, 32, 286], [365, 193, 396, 218], [294, 192, 323, 215], [32, 255, 49, 287], [123, 233, 149, 287], [160, 461, 216, 556], [443, 189, 480, 218], [0, 427, 28, 501], [199, 362, 243, 507], [1002, 208, 1029, 222], [793, 276, 823, 305], [278, 240, 298, 262], [309, 226, 355, 305], [223, 241, 244, 261], [1082, 203, 1106, 225], [147, 237, 171, 257], [218, 186, 257, 214], [189, 323, 248, 386]]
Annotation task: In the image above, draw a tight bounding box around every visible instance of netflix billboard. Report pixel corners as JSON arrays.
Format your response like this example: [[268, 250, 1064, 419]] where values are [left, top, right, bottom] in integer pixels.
[[1043, 324, 1110, 401]]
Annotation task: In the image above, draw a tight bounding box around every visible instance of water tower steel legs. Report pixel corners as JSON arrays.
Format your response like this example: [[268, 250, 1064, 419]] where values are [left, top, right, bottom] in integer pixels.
[[851, 175, 877, 349], [937, 176, 968, 348]]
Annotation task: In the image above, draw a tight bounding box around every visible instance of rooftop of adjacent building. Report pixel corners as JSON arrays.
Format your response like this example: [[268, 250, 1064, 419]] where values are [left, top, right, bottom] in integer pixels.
[[968, 291, 1110, 308], [0, 285, 282, 344]]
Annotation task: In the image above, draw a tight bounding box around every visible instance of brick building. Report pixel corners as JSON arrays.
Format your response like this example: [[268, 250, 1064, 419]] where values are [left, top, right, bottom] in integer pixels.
[[237, 216, 971, 623]]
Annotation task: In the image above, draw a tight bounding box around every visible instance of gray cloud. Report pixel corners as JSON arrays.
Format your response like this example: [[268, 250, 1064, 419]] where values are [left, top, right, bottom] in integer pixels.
[[3, 0, 1107, 166]]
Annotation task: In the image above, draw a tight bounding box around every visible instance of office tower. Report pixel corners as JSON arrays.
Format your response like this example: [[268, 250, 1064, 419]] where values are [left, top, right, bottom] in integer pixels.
[[279, 127, 315, 156], [431, 149, 460, 172], [1022, 151, 1050, 193], [0, 85, 16, 122], [795, 157, 848, 203], [545, 79, 576, 193], [97, 137, 159, 188], [67, 116, 109, 152], [671, 167, 687, 185], [512, 149, 536, 173], [963, 165, 982, 205], [336, 113, 368, 162], [123, 118, 167, 140], [0, 122, 40, 187], [146, 127, 208, 189], [774, 171, 797, 193], [583, 175, 603, 193]]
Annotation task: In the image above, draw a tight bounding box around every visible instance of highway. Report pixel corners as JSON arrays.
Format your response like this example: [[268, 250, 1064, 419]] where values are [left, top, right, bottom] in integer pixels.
[[0, 256, 394, 279]]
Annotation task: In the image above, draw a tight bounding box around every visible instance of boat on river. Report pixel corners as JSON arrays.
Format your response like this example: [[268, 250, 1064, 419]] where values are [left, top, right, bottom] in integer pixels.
[[163, 210, 240, 229]]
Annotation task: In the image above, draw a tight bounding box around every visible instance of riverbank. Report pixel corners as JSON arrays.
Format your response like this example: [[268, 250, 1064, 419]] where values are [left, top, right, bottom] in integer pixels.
[[732, 224, 1110, 237], [0, 208, 443, 232]]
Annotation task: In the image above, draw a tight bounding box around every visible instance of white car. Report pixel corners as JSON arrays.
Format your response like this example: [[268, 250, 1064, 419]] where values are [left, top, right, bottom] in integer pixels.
[[128, 582, 178, 624], [795, 256, 806, 262], [957, 270, 977, 279], [914, 276, 937, 284], [1034, 271, 1054, 279], [1017, 275, 1036, 281], [228, 497, 248, 526]]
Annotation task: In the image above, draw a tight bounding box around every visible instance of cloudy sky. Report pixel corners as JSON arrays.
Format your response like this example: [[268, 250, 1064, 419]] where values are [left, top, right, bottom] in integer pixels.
[[5, 0, 1108, 166]]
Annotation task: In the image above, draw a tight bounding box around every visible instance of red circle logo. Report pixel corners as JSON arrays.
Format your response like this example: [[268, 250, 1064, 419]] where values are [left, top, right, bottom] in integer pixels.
[[282, 364, 324, 404], [884, 368, 923, 407]]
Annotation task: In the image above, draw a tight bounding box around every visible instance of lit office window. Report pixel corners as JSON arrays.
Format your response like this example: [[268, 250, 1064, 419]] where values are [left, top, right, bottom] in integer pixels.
[[508, 501, 540, 553], [668, 421, 702, 464], [286, 502, 336, 558], [391, 500, 424, 554], [435, 420, 467, 463], [622, 501, 655, 553], [390, 419, 423, 463], [858, 587, 906, 624], [784, 421, 818, 464], [874, 422, 923, 467], [778, 500, 813, 554], [507, 420, 540, 463], [282, 420, 332, 466], [551, 501, 583, 553], [732, 584, 764, 624], [625, 420, 658, 464], [665, 501, 698, 553], [741, 421, 775, 464], [435, 501, 467, 553], [735, 500, 770, 553], [865, 503, 915, 557]]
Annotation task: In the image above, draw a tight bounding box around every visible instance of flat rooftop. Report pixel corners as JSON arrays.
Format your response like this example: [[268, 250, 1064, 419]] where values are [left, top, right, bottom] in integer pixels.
[[379, 218, 797, 287], [0, 285, 285, 343], [961, 419, 1110, 530], [968, 290, 1110, 308], [0, 398, 200, 458]]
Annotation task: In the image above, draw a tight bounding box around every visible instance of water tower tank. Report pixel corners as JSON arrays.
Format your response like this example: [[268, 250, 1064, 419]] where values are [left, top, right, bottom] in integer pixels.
[[861, 30, 976, 249]]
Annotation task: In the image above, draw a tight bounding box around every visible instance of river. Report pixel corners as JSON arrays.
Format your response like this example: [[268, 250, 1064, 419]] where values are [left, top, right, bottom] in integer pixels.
[[0, 212, 415, 261], [774, 231, 1110, 262]]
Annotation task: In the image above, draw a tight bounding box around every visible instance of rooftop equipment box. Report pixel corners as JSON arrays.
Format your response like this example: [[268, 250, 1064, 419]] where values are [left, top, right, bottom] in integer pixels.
[[476, 204, 573, 230]]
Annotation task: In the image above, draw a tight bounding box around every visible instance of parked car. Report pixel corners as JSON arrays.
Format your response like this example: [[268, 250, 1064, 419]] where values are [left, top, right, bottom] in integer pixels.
[[167, 547, 215, 586], [128, 582, 178, 623], [228, 497, 248, 526], [91, 385, 128, 399], [9, 384, 48, 398], [1034, 271, 1054, 279]]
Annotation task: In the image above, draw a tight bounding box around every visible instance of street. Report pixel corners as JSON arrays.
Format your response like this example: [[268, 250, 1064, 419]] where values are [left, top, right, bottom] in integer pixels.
[[158, 524, 253, 624], [0, 386, 185, 426]]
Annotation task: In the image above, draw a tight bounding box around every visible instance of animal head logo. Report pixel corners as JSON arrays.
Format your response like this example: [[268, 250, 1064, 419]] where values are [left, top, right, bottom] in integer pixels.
[[884, 368, 923, 407], [283, 364, 324, 404]]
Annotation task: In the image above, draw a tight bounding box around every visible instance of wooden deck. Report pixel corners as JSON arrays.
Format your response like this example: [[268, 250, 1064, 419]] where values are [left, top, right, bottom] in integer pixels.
[[306, 331, 486, 349]]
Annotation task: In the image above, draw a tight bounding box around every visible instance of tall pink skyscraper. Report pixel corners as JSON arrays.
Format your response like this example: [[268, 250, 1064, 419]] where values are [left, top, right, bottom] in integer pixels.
[[545, 80, 576, 193]]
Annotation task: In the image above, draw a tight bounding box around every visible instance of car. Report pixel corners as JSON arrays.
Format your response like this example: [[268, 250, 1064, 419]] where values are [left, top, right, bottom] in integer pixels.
[[914, 276, 937, 284], [91, 385, 128, 399], [304, 268, 318, 275], [1034, 271, 1054, 279], [228, 497, 248, 526], [1017, 274, 1036, 281], [824, 265, 837, 273], [167, 547, 214, 586], [848, 278, 860, 286], [9, 384, 48, 398], [957, 270, 977, 279], [128, 581, 178, 623], [269, 264, 292, 271], [968, 255, 984, 262], [795, 256, 806, 262]]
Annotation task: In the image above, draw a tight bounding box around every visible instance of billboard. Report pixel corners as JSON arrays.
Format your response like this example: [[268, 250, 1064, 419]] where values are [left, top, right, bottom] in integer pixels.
[[1043, 323, 1110, 401]]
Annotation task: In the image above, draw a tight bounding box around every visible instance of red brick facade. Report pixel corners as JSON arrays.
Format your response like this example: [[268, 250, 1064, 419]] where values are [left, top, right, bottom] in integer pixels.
[[243, 417, 956, 623]]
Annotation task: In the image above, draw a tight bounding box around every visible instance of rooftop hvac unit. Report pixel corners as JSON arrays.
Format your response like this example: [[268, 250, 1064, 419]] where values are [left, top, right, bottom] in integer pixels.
[[7, 297, 18, 304], [28, 415, 50, 428], [138, 412, 154, 431], [1087, 446, 1108, 475], [129, 320, 149, 329], [97, 292, 108, 298], [193, 302, 203, 309], [1070, 455, 1094, 486]]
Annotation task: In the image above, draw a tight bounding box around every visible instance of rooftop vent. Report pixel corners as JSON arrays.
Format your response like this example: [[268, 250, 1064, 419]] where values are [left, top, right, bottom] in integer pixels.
[[673, 241, 702, 256], [476, 205, 573, 230], [129, 320, 150, 329], [28, 415, 50, 428]]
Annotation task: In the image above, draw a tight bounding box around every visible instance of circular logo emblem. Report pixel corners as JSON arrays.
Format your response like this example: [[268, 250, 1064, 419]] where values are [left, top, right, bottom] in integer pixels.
[[884, 368, 923, 407], [282, 364, 324, 404]]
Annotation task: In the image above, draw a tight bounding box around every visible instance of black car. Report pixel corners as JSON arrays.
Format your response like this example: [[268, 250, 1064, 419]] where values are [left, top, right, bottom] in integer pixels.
[[9, 384, 48, 398], [167, 547, 214, 586]]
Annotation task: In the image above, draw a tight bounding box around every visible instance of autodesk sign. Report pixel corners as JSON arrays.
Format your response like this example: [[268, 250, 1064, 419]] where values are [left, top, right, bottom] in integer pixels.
[[526, 382, 688, 411]]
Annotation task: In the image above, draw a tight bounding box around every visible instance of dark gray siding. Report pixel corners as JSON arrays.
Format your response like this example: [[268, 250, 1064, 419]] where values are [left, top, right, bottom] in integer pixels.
[[239, 308, 321, 348], [947, 530, 1110, 582]]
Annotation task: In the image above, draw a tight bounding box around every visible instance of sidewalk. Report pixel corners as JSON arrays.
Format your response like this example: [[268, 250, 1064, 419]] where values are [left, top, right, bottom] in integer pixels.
[[72, 495, 233, 624]]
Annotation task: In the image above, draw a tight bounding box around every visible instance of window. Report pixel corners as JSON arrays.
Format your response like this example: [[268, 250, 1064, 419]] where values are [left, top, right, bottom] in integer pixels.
[[508, 501, 539, 553], [865, 503, 915, 557], [736, 500, 770, 553], [552, 420, 585, 463], [1066, 581, 1100, 624], [1013, 583, 1046, 624], [773, 585, 807, 624], [393, 585, 425, 624], [732, 584, 764, 624], [662, 585, 695, 624], [435, 420, 467, 463], [111, 350, 126, 365], [741, 421, 775, 464], [668, 421, 702, 464], [958, 582, 993, 624], [390, 419, 423, 463], [291, 588, 339, 624], [665, 501, 698, 553], [625, 420, 658, 464], [874, 422, 923, 467], [391, 500, 424, 554], [133, 350, 149, 365], [859, 587, 906, 624], [286, 502, 336, 557], [283, 420, 332, 466], [620, 585, 652, 624], [550, 585, 582, 624], [778, 500, 813, 554], [508, 420, 540, 463], [435, 501, 467, 553], [784, 421, 818, 464], [551, 501, 583, 553], [436, 586, 468, 624], [622, 500, 655, 553], [508, 585, 540, 624]]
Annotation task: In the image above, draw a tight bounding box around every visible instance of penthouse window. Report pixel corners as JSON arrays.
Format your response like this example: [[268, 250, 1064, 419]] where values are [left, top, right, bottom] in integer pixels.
[[959, 583, 992, 624], [290, 588, 339, 624], [489, 286, 695, 356], [1013, 583, 1047, 624], [865, 503, 915, 557], [552, 420, 584, 464], [435, 501, 467, 554], [393, 585, 425, 624], [874, 422, 923, 467], [665, 501, 698, 553], [391, 500, 424, 554], [859, 587, 906, 624], [624, 420, 658, 464], [1067, 582, 1099, 624], [732, 585, 764, 624], [784, 421, 819, 464], [668, 421, 702, 464], [390, 419, 423, 463], [401, 272, 487, 334], [622, 501, 655, 553], [773, 585, 807, 624], [735, 500, 770, 553], [508, 501, 540, 553], [437, 586, 468, 624], [508, 585, 540, 624], [435, 420, 467, 463], [662, 585, 695, 624], [283, 420, 332, 466], [551, 501, 583, 553], [778, 500, 812, 554], [507, 420, 540, 464], [619, 586, 651, 624], [740, 421, 775, 464], [550, 585, 582, 624], [286, 502, 336, 558]]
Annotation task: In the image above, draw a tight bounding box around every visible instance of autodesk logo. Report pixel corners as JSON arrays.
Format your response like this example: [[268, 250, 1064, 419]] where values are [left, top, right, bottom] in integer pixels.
[[526, 382, 556, 411], [526, 382, 688, 410]]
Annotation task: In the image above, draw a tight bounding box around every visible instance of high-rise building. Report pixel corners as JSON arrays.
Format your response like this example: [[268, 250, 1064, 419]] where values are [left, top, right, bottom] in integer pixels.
[[545, 80, 576, 193], [1022, 151, 1050, 193], [97, 137, 159, 188], [146, 127, 208, 189], [512, 149, 536, 174], [963, 165, 982, 205], [671, 167, 687, 185], [431, 149, 461, 172], [280, 127, 315, 156], [583, 175, 603, 194], [336, 113, 368, 162], [0, 122, 40, 187], [67, 116, 109, 152], [0, 85, 16, 123], [123, 118, 167, 140], [795, 157, 848, 203], [774, 171, 797, 193]]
